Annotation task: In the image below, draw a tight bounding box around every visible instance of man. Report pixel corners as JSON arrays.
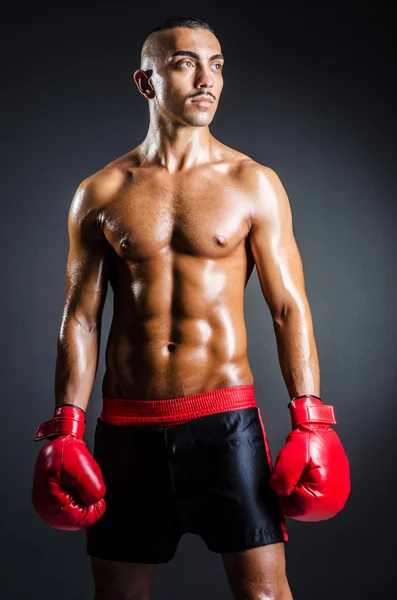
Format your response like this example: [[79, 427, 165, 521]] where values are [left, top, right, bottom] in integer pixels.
[[32, 16, 350, 600]]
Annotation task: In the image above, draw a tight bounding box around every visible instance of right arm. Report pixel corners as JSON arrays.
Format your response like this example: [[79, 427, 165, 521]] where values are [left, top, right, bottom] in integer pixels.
[[54, 176, 110, 411]]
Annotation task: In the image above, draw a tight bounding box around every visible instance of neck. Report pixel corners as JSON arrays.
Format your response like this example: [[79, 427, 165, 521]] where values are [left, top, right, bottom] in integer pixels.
[[139, 114, 213, 173]]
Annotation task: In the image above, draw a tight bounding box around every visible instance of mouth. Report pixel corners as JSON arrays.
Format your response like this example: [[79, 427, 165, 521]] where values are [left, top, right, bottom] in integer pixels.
[[190, 96, 215, 106]]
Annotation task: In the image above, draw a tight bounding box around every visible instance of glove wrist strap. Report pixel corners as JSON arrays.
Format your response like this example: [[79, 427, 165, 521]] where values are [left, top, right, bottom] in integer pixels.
[[288, 395, 336, 428], [34, 404, 86, 441]]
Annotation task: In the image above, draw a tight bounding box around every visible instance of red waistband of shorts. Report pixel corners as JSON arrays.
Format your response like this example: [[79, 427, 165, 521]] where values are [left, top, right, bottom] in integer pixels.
[[100, 384, 256, 426]]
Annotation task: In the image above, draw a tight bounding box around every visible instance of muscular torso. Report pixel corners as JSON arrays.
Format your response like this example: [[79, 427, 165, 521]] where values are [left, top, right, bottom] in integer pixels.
[[96, 144, 258, 399]]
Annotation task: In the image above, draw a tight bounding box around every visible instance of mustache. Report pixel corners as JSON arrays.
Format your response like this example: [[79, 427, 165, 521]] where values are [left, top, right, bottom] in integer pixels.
[[188, 91, 216, 100]]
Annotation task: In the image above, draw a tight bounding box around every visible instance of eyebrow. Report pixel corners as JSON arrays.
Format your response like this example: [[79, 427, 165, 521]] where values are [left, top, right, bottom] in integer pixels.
[[170, 50, 224, 61]]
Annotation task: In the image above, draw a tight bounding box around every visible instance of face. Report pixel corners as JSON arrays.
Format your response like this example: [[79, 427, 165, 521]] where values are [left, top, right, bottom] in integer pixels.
[[135, 27, 224, 127]]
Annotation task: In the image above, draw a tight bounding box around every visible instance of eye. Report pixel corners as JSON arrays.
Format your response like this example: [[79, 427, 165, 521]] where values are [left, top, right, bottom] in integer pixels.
[[212, 63, 223, 71], [176, 60, 193, 68]]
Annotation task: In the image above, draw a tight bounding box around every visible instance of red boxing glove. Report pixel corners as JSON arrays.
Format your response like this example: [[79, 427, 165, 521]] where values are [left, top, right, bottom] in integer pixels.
[[32, 404, 106, 530], [269, 395, 351, 522]]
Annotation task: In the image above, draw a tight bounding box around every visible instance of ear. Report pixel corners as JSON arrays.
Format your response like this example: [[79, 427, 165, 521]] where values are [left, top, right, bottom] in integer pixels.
[[133, 69, 155, 99]]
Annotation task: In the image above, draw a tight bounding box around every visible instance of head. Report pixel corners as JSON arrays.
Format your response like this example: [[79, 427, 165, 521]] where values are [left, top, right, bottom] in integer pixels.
[[134, 17, 224, 128]]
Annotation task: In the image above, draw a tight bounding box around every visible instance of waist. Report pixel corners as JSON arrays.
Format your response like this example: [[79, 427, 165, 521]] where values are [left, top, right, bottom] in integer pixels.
[[100, 384, 256, 427]]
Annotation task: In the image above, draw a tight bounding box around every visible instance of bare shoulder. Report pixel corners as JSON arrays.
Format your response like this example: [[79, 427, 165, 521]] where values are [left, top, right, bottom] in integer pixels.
[[234, 158, 283, 194], [214, 139, 283, 193], [212, 140, 290, 225], [69, 168, 122, 223], [69, 149, 140, 221], [231, 157, 290, 223]]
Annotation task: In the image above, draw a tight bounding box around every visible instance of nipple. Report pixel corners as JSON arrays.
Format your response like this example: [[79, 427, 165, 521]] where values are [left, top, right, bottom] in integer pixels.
[[214, 234, 227, 246]]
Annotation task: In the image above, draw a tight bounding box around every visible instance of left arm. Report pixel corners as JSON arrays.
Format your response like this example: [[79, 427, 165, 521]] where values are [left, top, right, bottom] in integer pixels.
[[248, 165, 320, 400]]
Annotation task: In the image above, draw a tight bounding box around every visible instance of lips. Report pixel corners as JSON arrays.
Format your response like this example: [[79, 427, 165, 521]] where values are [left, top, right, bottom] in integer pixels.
[[191, 96, 215, 106]]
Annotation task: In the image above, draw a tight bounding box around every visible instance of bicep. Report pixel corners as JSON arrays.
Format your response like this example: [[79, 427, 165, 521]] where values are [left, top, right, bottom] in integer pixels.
[[249, 167, 307, 319], [64, 183, 110, 326]]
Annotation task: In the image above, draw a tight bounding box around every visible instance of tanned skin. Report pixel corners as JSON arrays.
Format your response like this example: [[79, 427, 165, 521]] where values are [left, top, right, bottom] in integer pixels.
[[56, 25, 320, 600]]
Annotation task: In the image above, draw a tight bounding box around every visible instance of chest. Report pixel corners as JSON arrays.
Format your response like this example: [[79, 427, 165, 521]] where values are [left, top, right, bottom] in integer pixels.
[[101, 175, 253, 261]]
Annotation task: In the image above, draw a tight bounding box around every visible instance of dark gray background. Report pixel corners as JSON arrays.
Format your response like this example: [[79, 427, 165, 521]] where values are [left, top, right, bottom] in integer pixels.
[[1, 1, 396, 598]]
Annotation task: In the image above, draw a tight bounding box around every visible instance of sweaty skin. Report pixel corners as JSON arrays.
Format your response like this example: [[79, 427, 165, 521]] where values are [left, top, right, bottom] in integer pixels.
[[53, 24, 320, 600], [56, 144, 319, 405]]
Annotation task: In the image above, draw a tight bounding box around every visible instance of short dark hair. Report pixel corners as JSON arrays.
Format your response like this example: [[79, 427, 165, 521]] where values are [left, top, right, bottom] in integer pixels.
[[140, 17, 215, 69], [147, 16, 214, 38]]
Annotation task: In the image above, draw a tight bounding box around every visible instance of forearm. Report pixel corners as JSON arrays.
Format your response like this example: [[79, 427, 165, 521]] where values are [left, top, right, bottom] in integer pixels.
[[272, 305, 320, 400], [54, 313, 101, 411]]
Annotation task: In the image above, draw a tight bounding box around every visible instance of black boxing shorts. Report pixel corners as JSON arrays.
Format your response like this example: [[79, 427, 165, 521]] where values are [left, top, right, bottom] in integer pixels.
[[85, 385, 288, 564]]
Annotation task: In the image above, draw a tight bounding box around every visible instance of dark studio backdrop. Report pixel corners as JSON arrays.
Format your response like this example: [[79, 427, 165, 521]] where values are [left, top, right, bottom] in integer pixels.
[[1, 1, 396, 599]]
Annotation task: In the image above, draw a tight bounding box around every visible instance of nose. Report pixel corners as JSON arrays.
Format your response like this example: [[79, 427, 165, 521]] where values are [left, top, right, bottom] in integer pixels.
[[194, 64, 214, 90]]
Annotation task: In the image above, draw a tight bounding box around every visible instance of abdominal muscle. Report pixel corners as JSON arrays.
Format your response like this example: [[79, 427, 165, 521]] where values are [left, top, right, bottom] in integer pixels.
[[101, 251, 254, 400]]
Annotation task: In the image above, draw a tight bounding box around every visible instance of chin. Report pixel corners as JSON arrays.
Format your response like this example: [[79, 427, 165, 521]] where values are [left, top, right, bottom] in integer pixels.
[[182, 111, 215, 127]]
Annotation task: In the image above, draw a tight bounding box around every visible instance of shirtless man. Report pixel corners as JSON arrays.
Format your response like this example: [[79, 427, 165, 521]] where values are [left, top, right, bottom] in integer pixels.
[[32, 16, 350, 600]]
